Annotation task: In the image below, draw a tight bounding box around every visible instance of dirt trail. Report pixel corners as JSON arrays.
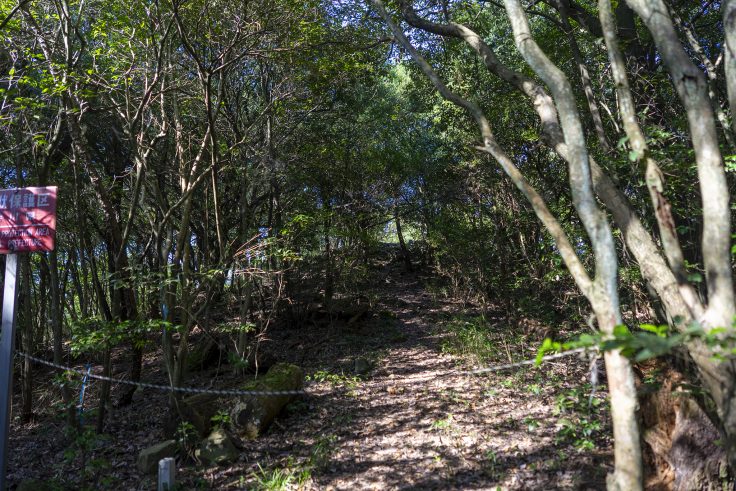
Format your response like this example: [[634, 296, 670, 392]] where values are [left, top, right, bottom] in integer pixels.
[[8, 263, 612, 490], [216, 267, 612, 490]]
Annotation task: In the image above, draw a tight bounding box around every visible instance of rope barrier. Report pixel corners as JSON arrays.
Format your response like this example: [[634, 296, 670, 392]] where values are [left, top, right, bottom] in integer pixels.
[[17, 353, 307, 397], [358, 347, 597, 389], [463, 347, 593, 375], [16, 346, 598, 397]]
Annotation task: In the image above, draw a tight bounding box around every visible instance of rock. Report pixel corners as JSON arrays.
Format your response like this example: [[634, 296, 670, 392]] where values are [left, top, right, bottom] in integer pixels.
[[163, 394, 215, 439], [353, 357, 371, 375], [195, 428, 239, 465], [230, 363, 304, 440], [137, 440, 178, 474], [163, 363, 304, 442]]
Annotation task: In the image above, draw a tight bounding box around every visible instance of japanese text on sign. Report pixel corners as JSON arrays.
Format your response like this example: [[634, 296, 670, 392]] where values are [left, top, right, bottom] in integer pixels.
[[0, 187, 57, 253]]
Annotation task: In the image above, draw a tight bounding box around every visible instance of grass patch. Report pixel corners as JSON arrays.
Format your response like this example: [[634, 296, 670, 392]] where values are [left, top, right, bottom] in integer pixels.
[[306, 369, 360, 397], [245, 434, 338, 489], [440, 315, 500, 364], [431, 414, 454, 432], [306, 370, 359, 388], [248, 462, 311, 491]]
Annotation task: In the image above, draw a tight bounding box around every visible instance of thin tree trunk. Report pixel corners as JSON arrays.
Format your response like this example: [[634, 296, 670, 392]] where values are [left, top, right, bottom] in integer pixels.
[[555, 0, 612, 152], [96, 349, 111, 433], [48, 250, 76, 428], [725, 0, 736, 135], [394, 205, 413, 272], [324, 214, 334, 307]]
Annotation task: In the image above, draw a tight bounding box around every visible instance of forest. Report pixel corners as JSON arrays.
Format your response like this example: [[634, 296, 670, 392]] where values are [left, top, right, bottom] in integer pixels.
[[0, 0, 735, 489]]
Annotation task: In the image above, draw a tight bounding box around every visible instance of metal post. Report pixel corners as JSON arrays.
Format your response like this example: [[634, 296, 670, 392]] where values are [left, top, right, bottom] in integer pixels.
[[158, 457, 175, 491], [0, 254, 19, 490]]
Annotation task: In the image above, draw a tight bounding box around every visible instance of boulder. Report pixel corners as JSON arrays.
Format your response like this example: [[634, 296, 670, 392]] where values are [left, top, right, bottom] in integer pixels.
[[163, 391, 231, 439], [195, 428, 239, 466], [163, 363, 304, 441], [229, 363, 303, 440], [137, 440, 178, 474]]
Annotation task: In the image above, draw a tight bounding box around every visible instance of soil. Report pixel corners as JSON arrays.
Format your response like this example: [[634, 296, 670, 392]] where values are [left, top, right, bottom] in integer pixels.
[[7, 262, 613, 490]]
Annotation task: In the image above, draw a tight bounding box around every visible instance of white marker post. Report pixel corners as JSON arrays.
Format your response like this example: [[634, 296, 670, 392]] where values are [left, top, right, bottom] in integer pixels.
[[0, 187, 57, 488], [0, 254, 18, 490], [158, 457, 176, 491]]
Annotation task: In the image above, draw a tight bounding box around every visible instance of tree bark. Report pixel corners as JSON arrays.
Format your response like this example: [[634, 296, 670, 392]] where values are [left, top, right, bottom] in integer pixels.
[[502, 2, 641, 487], [626, 0, 734, 330], [394, 204, 413, 272], [725, 0, 736, 135]]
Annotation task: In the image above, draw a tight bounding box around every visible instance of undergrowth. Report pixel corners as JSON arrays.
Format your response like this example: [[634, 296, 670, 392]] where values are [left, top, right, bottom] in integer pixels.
[[439, 315, 530, 365], [441, 313, 609, 459], [245, 434, 338, 490], [553, 384, 607, 452]]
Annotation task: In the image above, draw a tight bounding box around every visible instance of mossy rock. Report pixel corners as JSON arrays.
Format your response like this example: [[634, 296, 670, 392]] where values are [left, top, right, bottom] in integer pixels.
[[230, 363, 303, 440], [164, 364, 303, 441]]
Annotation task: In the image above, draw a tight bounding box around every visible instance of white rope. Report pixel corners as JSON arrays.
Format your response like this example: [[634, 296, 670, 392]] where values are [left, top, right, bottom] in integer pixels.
[[17, 346, 597, 396]]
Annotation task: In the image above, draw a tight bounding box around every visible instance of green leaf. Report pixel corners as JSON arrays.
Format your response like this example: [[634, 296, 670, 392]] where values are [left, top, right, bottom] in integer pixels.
[[687, 272, 703, 283], [536, 338, 553, 365], [639, 323, 667, 337], [613, 324, 630, 338]]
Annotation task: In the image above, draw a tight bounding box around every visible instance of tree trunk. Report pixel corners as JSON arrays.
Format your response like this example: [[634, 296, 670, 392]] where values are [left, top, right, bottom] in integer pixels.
[[96, 349, 111, 433], [625, 0, 736, 468], [725, 0, 736, 135], [394, 205, 413, 272], [46, 251, 77, 428]]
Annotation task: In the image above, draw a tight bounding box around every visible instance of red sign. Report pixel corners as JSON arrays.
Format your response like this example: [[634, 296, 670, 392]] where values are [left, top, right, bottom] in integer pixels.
[[0, 186, 57, 253]]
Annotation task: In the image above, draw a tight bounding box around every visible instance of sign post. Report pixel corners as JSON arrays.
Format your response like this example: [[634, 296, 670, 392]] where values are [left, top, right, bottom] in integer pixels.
[[0, 254, 18, 490], [0, 186, 56, 489]]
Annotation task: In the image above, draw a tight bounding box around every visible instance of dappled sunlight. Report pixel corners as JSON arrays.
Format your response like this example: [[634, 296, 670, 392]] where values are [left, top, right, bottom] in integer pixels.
[[198, 261, 614, 490]]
